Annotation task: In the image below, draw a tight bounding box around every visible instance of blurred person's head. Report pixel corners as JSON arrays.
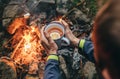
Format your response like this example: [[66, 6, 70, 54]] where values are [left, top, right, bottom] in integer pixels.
[[92, 0, 120, 79]]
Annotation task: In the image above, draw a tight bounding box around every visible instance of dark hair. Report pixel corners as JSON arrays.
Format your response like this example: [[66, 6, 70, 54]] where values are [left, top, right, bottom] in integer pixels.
[[92, 0, 120, 78]]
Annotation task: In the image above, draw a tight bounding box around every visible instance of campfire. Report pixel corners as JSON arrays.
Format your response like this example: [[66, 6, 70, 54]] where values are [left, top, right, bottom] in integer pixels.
[[0, 0, 96, 79], [1, 13, 93, 79], [5, 14, 47, 78]]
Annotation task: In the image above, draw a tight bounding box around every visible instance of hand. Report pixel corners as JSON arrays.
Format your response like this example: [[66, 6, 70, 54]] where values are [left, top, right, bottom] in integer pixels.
[[41, 28, 58, 54], [60, 20, 80, 47]]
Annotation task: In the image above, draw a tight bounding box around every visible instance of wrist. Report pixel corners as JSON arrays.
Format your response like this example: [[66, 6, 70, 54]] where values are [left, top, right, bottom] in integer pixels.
[[47, 54, 59, 61], [48, 50, 57, 54], [72, 38, 80, 47], [78, 39, 85, 50]]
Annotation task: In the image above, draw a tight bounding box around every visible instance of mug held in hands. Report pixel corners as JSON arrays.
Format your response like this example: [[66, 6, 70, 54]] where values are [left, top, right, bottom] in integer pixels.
[[44, 21, 70, 49]]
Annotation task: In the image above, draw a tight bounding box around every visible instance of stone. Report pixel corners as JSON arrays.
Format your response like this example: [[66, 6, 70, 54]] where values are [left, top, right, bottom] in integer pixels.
[[0, 57, 17, 79], [2, 0, 29, 28], [83, 61, 97, 79], [2, 1, 22, 28]]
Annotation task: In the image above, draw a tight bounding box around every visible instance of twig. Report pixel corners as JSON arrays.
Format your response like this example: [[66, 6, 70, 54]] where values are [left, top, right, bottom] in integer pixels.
[[10, 39, 24, 59], [62, 0, 85, 19]]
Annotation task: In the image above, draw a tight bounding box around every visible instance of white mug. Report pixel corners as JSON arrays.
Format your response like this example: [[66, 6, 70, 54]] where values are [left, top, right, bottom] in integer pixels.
[[44, 21, 70, 48]]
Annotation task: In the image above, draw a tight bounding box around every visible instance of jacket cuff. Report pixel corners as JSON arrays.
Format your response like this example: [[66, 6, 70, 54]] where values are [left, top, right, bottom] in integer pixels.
[[78, 39, 85, 50], [47, 55, 59, 61]]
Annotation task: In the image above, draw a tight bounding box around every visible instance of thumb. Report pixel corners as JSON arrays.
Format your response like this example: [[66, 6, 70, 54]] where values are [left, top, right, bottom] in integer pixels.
[[60, 20, 69, 29]]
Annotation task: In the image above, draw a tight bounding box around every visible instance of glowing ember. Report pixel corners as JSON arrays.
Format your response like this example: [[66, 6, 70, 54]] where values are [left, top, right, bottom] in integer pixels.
[[59, 18, 62, 22]]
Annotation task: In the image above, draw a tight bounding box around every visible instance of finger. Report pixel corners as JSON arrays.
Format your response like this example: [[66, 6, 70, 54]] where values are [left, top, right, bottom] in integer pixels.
[[41, 26, 45, 38], [52, 42, 58, 49], [44, 31, 54, 43], [50, 41, 57, 48], [41, 26, 45, 33], [43, 32, 58, 51], [41, 41, 50, 51], [41, 26, 46, 37], [41, 31, 50, 50], [61, 19, 69, 29], [44, 31, 57, 48]]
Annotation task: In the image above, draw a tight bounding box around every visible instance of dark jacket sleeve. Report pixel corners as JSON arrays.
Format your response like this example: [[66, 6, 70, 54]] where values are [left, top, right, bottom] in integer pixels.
[[44, 59, 61, 79], [79, 39, 95, 63]]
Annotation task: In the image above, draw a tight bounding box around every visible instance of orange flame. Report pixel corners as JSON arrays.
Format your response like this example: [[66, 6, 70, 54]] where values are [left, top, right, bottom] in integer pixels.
[[8, 17, 45, 70]]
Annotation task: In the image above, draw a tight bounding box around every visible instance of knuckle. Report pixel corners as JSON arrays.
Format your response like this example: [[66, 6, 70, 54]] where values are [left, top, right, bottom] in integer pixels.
[[66, 30, 71, 34], [50, 41, 55, 44]]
